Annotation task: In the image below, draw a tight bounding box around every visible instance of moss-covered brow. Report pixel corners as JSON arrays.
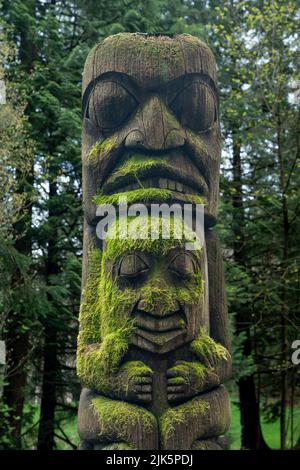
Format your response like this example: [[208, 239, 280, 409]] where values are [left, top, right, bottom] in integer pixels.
[[104, 237, 202, 262]]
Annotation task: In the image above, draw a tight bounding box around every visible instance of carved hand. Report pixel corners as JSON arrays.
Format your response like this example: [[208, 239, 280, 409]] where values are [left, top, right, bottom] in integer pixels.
[[166, 360, 219, 403], [112, 361, 153, 404]]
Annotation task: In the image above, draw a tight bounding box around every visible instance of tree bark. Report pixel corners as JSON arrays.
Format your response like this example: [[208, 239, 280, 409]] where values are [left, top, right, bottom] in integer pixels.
[[231, 132, 268, 450], [37, 179, 59, 451], [2, 0, 36, 448]]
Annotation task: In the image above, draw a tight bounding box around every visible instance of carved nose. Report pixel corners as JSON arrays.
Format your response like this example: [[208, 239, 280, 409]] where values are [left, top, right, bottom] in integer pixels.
[[125, 96, 186, 151], [137, 298, 181, 318]]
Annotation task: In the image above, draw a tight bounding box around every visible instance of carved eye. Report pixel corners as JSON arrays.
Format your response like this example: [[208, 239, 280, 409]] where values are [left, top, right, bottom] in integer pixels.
[[171, 82, 216, 132], [118, 253, 149, 278], [168, 253, 196, 278], [87, 81, 138, 130]]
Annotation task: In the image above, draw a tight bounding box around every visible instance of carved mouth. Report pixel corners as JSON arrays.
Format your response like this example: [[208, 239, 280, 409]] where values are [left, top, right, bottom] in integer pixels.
[[131, 309, 187, 352], [106, 177, 202, 196], [102, 156, 209, 198]]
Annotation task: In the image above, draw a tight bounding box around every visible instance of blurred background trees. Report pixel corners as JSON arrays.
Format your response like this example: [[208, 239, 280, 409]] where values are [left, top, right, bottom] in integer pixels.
[[0, 0, 299, 450]]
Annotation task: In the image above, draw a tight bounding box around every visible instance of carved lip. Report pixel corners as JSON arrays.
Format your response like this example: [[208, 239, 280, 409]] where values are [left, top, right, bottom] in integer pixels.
[[102, 161, 208, 197], [134, 310, 186, 332], [132, 309, 187, 347]]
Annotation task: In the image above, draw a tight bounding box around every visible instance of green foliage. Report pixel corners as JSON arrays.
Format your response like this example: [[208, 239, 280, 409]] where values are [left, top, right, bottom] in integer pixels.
[[91, 394, 156, 438], [191, 328, 231, 363], [1, 0, 299, 451], [160, 395, 210, 442]]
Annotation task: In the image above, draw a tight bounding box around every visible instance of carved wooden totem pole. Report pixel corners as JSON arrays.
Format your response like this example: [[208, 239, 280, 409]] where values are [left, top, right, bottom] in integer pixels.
[[77, 33, 231, 450]]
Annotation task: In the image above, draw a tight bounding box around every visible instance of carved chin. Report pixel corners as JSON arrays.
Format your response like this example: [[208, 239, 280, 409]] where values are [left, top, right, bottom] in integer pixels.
[[130, 309, 189, 353]]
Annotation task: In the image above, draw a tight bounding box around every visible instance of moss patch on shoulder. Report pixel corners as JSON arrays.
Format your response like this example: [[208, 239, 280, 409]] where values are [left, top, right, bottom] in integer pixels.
[[191, 328, 231, 363]]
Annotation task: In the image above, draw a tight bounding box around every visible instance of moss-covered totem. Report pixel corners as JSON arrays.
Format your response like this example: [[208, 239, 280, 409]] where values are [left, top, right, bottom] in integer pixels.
[[78, 33, 231, 450]]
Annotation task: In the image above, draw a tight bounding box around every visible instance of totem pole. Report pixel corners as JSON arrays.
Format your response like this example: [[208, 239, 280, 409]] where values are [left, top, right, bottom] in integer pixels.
[[77, 33, 232, 450]]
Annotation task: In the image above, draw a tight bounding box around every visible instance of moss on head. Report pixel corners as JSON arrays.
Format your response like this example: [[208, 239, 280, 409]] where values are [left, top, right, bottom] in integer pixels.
[[103, 214, 203, 260]]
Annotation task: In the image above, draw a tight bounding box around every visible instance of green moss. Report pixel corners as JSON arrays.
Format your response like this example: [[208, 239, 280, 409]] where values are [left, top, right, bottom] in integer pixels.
[[77, 329, 131, 391], [77, 249, 102, 346], [98, 266, 136, 338], [121, 360, 152, 379], [103, 33, 184, 64], [87, 136, 118, 161], [103, 214, 203, 261], [160, 396, 210, 442], [191, 327, 231, 363], [93, 188, 172, 206], [168, 376, 185, 385], [77, 247, 137, 390], [169, 362, 206, 385], [94, 188, 205, 206], [101, 442, 136, 450], [77, 215, 205, 393], [92, 395, 156, 439], [120, 360, 153, 394], [110, 155, 166, 183], [192, 441, 208, 450]]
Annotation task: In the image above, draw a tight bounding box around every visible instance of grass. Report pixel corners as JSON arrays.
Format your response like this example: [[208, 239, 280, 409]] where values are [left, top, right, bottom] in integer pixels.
[[229, 397, 300, 449]]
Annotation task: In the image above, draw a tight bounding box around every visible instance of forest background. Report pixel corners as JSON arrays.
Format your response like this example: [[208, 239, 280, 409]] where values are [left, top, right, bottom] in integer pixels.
[[0, 0, 299, 450]]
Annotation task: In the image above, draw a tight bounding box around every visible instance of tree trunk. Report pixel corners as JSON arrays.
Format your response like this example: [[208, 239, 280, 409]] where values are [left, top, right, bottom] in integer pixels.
[[37, 179, 59, 451], [37, 324, 58, 450], [277, 110, 289, 450], [231, 132, 268, 450], [2, 0, 37, 448]]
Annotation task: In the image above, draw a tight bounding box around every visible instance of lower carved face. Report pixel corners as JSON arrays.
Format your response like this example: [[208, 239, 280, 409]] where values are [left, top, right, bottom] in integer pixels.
[[82, 33, 221, 225], [100, 233, 209, 354]]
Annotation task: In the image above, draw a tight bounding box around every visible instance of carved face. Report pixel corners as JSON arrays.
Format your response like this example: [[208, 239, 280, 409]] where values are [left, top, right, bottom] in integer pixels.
[[82, 33, 221, 226], [100, 224, 209, 354]]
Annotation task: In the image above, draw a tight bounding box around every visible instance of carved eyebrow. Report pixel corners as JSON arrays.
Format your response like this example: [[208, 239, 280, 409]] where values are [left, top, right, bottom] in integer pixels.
[[82, 72, 139, 118], [82, 71, 218, 118]]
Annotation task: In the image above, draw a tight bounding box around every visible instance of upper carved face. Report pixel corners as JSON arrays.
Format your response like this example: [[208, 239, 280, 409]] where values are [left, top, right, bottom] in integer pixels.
[[82, 33, 221, 226]]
